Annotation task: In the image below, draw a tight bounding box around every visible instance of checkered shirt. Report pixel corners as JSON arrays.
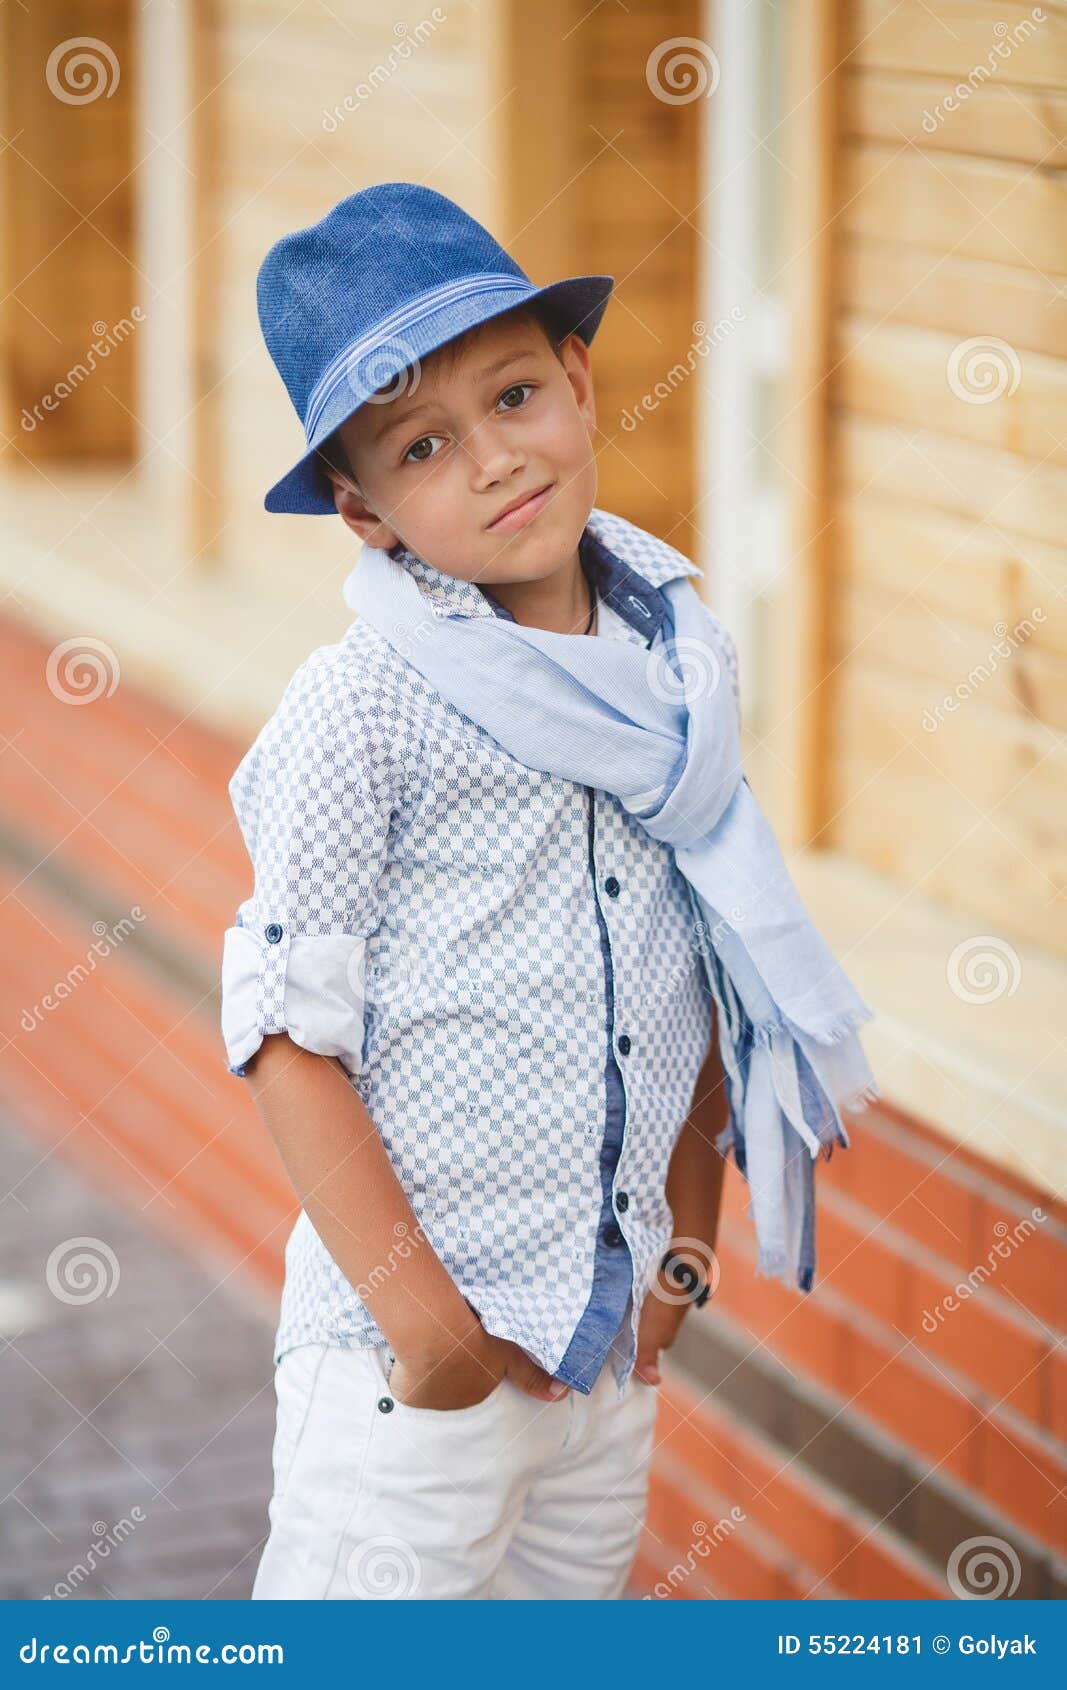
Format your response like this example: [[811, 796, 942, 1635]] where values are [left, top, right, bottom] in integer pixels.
[[220, 507, 738, 1396]]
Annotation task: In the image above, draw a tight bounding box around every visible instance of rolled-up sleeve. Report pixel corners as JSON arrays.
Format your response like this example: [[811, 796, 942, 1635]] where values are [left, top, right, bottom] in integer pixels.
[[220, 648, 396, 1079]]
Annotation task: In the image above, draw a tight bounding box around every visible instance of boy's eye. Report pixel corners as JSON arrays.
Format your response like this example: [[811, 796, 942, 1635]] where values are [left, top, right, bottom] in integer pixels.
[[498, 383, 533, 411], [403, 435, 444, 464]]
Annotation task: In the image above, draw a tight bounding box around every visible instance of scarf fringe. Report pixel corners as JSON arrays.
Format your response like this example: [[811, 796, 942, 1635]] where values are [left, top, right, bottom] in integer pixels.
[[716, 1075, 880, 1173], [748, 1002, 875, 1054], [814, 1077, 881, 1162], [753, 1245, 816, 1295]]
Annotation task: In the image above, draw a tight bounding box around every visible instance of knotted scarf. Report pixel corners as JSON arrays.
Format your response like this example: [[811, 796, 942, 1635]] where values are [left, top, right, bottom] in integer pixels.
[[344, 515, 878, 1292]]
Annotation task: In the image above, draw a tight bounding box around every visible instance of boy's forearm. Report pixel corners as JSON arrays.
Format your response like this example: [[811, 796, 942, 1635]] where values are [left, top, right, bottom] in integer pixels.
[[244, 1033, 480, 1365], [664, 1033, 730, 1264]]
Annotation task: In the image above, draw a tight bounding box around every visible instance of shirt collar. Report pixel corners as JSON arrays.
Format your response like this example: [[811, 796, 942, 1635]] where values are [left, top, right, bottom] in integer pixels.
[[380, 505, 703, 642]]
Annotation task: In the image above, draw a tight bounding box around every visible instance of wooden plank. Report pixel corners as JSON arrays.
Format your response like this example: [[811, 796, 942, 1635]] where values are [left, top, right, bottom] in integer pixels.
[[190, 0, 225, 566], [764, 0, 843, 849], [839, 578, 1067, 732], [0, 0, 137, 463], [501, 0, 702, 559], [842, 68, 1067, 165], [845, 0, 1067, 91], [842, 142, 1067, 275], [821, 3, 1067, 968], [834, 314, 1067, 465], [839, 238, 1067, 359], [842, 67, 1067, 166], [837, 492, 1067, 658], [837, 414, 1067, 547], [829, 663, 1067, 954]]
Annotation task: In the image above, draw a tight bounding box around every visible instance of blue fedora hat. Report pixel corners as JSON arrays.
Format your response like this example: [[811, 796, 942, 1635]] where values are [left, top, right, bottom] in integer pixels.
[[256, 182, 615, 515]]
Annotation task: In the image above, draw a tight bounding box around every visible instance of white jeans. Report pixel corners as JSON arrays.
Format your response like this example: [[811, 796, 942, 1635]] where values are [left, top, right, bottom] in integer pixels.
[[251, 1341, 661, 1600]]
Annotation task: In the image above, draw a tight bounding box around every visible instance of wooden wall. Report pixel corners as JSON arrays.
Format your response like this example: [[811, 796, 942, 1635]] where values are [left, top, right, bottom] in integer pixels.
[[195, 0, 500, 591], [502, 0, 703, 556], [0, 1, 137, 464], [825, 0, 1067, 955], [193, 0, 703, 592]]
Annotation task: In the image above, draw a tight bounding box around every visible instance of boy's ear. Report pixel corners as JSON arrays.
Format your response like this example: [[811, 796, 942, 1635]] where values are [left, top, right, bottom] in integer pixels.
[[560, 331, 595, 434], [322, 463, 401, 550]]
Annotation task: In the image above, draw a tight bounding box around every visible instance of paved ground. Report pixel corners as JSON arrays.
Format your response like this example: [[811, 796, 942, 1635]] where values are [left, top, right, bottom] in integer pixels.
[[0, 1109, 277, 1600], [0, 1107, 648, 1601]]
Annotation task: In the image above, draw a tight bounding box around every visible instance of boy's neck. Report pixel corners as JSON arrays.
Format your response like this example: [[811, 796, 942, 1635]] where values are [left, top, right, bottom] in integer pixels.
[[479, 546, 596, 636]]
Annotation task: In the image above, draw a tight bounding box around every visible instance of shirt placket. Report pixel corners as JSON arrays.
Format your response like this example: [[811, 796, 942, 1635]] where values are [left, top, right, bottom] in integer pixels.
[[551, 786, 637, 1394], [479, 535, 670, 1395]]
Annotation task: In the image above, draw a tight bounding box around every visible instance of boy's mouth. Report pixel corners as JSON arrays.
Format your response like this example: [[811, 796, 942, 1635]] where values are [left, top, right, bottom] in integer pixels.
[[486, 481, 555, 532]]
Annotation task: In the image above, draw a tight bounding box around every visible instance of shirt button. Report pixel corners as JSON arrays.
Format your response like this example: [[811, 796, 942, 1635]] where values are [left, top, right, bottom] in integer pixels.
[[617, 1034, 631, 1056], [264, 922, 284, 944], [616, 1190, 629, 1211], [377, 1395, 394, 1413], [605, 876, 620, 898], [603, 1223, 623, 1247]]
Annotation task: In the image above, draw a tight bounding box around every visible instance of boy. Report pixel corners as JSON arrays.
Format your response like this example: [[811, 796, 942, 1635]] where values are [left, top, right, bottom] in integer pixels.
[[221, 183, 873, 1600]]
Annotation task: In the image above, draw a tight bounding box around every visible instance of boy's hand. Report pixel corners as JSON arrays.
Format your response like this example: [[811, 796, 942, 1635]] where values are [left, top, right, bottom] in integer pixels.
[[634, 1252, 711, 1384], [389, 1327, 569, 1410]]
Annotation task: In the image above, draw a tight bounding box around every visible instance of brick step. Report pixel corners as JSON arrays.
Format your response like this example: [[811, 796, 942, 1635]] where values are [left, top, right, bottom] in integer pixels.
[[713, 1117, 1065, 1441], [643, 1376, 945, 1600], [709, 1223, 1067, 1553], [1, 615, 245, 787], [2, 753, 242, 963], [1, 867, 292, 1304], [824, 1100, 1067, 1332], [2, 615, 251, 960]]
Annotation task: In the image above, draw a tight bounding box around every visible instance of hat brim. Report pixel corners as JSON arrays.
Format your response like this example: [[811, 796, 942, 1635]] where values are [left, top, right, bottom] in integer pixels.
[[263, 273, 614, 516]]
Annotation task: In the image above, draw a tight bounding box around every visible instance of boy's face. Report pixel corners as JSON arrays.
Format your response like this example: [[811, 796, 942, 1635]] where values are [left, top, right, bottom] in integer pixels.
[[325, 309, 598, 587]]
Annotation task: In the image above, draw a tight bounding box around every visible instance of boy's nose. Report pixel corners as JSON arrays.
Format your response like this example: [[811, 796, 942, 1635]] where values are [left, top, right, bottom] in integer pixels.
[[462, 424, 527, 488]]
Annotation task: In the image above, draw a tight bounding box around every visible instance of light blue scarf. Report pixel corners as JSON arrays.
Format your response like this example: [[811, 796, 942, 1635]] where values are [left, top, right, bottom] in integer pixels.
[[344, 513, 878, 1293]]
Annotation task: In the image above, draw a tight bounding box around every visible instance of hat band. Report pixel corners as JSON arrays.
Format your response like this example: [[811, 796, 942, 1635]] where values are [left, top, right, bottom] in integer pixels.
[[303, 271, 530, 443]]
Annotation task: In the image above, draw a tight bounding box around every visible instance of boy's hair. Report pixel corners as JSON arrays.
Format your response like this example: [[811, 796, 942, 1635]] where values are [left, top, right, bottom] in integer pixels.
[[316, 297, 569, 492]]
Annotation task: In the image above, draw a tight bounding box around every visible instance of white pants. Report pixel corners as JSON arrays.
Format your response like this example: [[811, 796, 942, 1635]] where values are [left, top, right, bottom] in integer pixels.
[[251, 1341, 661, 1600]]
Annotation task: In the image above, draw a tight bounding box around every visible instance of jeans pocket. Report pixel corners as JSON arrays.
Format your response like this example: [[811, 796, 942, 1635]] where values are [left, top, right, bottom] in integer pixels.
[[372, 1344, 510, 1420], [272, 1343, 329, 1498]]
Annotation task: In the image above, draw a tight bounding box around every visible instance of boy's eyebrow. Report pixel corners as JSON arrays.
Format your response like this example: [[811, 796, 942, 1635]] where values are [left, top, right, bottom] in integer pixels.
[[371, 346, 542, 447]]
